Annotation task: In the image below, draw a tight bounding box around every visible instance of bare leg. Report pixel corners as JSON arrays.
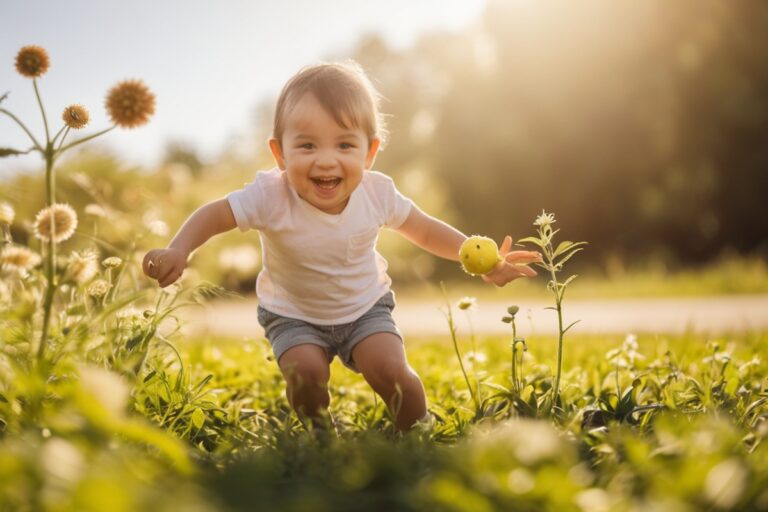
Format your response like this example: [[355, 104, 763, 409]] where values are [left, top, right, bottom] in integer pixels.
[[278, 344, 332, 428], [352, 333, 427, 431]]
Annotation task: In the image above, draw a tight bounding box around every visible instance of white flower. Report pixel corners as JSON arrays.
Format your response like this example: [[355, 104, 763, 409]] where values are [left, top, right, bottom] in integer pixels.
[[33, 203, 78, 243], [457, 296, 477, 311], [533, 210, 556, 228], [0, 245, 42, 272]]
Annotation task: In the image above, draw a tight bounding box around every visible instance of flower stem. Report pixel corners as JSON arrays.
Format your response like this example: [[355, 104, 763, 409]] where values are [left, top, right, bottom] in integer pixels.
[[38, 143, 57, 362], [548, 256, 564, 408], [441, 283, 480, 413], [58, 126, 116, 154], [0, 108, 43, 151], [33, 79, 50, 143]]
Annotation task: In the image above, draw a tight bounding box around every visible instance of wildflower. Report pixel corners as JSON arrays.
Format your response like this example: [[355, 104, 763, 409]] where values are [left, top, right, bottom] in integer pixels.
[[61, 104, 90, 129], [0, 245, 42, 272], [0, 202, 14, 224], [533, 210, 556, 228], [102, 256, 123, 268], [15, 45, 50, 78], [457, 296, 477, 311], [105, 79, 156, 128], [66, 249, 98, 284], [33, 203, 78, 243], [86, 279, 111, 298]]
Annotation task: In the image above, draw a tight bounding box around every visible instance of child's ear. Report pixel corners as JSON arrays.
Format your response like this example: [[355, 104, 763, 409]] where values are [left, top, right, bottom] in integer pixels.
[[268, 138, 287, 169], [364, 137, 381, 169]]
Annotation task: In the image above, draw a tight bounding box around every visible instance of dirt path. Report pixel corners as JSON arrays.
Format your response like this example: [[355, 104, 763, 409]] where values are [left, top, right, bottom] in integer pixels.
[[182, 294, 768, 338]]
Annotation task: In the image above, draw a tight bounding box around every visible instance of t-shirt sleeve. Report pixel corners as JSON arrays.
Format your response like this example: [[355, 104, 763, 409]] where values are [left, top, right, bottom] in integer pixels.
[[382, 176, 414, 229], [226, 179, 265, 232]]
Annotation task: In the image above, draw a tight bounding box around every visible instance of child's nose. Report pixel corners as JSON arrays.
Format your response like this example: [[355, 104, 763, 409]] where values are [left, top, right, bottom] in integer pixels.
[[315, 151, 337, 168]]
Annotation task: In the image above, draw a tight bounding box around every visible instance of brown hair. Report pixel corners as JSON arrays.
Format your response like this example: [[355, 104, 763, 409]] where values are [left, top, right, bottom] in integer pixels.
[[273, 61, 387, 147]]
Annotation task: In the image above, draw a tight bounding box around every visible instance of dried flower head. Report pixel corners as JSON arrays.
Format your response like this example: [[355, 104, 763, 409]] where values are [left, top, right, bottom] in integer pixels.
[[0, 202, 14, 224], [86, 279, 111, 298], [66, 250, 98, 284], [0, 245, 42, 272], [15, 45, 50, 78], [33, 203, 78, 243], [533, 210, 556, 228], [105, 79, 156, 128], [102, 256, 123, 268], [62, 104, 90, 129]]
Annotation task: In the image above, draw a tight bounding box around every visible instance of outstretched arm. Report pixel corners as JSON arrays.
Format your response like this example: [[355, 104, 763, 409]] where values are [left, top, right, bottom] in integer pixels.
[[143, 198, 237, 287], [395, 205, 541, 286]]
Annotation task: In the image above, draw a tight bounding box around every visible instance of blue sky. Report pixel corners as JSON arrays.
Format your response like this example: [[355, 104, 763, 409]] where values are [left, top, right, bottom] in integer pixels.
[[1, 0, 485, 174]]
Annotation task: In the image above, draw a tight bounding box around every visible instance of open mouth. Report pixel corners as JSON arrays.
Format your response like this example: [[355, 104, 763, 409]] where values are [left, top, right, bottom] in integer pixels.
[[310, 176, 342, 190]]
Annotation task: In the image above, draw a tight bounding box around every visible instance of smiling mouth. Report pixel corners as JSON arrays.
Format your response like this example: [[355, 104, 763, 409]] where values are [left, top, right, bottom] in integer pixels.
[[310, 177, 342, 190]]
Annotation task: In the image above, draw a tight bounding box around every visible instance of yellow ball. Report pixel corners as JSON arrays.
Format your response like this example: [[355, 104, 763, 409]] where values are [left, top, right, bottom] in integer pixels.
[[459, 236, 502, 275]]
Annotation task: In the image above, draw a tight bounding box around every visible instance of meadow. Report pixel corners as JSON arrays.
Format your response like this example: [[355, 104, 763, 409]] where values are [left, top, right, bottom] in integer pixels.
[[2, 44, 768, 512]]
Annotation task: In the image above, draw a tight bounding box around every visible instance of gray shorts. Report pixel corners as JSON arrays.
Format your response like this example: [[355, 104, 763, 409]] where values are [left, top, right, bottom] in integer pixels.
[[256, 291, 403, 372]]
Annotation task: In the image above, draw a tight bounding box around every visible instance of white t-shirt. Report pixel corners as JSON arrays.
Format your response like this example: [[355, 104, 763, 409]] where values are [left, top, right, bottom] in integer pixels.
[[227, 168, 413, 324]]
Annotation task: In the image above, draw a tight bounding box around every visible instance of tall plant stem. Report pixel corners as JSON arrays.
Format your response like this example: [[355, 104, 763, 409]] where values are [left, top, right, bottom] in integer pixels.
[[548, 263, 564, 407], [33, 79, 50, 142], [59, 126, 115, 153], [38, 142, 56, 362], [441, 284, 480, 413]]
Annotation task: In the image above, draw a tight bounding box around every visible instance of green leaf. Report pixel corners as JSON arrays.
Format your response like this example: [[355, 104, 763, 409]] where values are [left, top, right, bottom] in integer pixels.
[[517, 236, 545, 249], [563, 320, 581, 334], [554, 247, 584, 267], [553, 241, 573, 258], [191, 408, 206, 430]]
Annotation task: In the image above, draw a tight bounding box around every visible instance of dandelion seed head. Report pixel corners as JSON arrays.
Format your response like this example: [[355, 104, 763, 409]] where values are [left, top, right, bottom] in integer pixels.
[[15, 45, 50, 78], [0, 245, 42, 272], [66, 249, 98, 284], [102, 256, 123, 268], [86, 279, 111, 298], [0, 202, 14, 224], [33, 203, 78, 243], [105, 79, 156, 129], [62, 104, 90, 129]]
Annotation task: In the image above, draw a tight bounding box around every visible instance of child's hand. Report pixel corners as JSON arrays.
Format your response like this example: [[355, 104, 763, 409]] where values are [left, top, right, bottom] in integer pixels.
[[142, 248, 188, 288], [481, 235, 542, 287]]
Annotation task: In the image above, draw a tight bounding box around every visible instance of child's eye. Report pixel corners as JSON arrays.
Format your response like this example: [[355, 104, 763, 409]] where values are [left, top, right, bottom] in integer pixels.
[[299, 143, 314, 150], [339, 142, 355, 150]]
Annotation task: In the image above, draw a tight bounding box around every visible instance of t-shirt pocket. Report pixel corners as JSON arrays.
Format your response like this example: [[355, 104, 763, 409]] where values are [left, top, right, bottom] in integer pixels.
[[346, 228, 378, 263]]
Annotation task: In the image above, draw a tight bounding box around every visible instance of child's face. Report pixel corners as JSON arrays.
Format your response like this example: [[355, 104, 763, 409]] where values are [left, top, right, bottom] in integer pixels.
[[269, 93, 380, 215]]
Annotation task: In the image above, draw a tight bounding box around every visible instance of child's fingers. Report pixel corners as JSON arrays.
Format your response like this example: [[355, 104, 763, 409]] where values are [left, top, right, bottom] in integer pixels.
[[499, 235, 513, 255], [143, 250, 160, 277], [157, 263, 179, 286], [504, 251, 542, 264]]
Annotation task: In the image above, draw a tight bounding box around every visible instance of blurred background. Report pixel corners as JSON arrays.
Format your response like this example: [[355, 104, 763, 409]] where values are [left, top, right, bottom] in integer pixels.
[[3, 0, 767, 296]]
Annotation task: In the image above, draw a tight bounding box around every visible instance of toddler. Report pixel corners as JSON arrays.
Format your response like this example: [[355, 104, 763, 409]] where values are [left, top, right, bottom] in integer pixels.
[[143, 61, 541, 432]]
